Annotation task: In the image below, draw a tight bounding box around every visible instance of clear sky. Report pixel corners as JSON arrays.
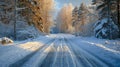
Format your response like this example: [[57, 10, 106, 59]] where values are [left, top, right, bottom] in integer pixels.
[[55, 0, 92, 9]]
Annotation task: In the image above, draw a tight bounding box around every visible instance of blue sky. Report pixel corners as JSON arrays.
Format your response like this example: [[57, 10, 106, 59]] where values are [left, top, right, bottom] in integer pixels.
[[53, 0, 92, 18], [55, 0, 92, 9]]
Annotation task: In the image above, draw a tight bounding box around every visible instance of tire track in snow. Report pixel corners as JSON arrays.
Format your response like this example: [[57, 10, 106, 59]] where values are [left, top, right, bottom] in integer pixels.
[[71, 38, 119, 67], [0, 37, 54, 67], [65, 38, 94, 67], [51, 39, 63, 67], [52, 38, 80, 67], [9, 38, 55, 67], [63, 38, 76, 67], [21, 39, 58, 67], [0, 36, 49, 56], [39, 39, 61, 67], [0, 34, 118, 67], [65, 38, 109, 67], [63, 38, 84, 67], [50, 38, 69, 67]]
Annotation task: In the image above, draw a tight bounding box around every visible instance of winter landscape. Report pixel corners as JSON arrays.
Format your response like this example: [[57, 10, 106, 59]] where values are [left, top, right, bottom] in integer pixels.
[[0, 0, 120, 67]]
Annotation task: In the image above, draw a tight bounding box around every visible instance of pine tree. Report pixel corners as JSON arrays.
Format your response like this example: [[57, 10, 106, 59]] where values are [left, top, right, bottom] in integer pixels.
[[72, 6, 79, 26], [18, 0, 55, 34], [78, 3, 89, 25], [14, 0, 17, 40], [117, 0, 120, 34], [72, 6, 79, 35], [18, 0, 44, 32], [93, 0, 120, 39], [0, 0, 14, 24], [0, 0, 17, 39], [72, 3, 90, 36]]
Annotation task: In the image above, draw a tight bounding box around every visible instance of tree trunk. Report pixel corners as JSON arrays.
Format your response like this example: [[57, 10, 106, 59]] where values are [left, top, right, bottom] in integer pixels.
[[117, 0, 120, 38], [117, 0, 120, 27], [14, 0, 16, 40], [107, 1, 112, 39]]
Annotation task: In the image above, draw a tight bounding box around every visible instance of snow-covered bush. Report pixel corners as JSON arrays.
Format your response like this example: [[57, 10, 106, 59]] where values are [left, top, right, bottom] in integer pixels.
[[0, 21, 44, 40], [17, 26, 44, 40], [0, 22, 14, 38], [0, 37, 13, 45], [94, 18, 119, 39]]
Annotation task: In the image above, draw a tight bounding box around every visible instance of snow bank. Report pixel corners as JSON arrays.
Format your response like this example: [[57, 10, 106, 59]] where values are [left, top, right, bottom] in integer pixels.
[[72, 37, 120, 66], [0, 21, 44, 40], [17, 26, 44, 40], [75, 36, 120, 53]]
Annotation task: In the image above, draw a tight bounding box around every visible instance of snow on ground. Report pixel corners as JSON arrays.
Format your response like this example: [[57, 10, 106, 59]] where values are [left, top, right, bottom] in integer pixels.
[[0, 36, 53, 66], [46, 34, 75, 38], [0, 34, 120, 67], [74, 36, 120, 52], [71, 36, 120, 66]]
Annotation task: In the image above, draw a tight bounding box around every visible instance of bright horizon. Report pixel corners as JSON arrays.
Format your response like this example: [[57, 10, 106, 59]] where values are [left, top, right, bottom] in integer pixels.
[[55, 0, 92, 10]]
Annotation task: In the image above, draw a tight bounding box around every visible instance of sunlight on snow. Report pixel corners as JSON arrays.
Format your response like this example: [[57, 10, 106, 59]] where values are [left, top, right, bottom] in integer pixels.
[[18, 42, 43, 51]]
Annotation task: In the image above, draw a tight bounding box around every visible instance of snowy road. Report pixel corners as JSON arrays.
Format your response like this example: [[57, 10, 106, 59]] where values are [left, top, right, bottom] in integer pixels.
[[0, 34, 120, 67]]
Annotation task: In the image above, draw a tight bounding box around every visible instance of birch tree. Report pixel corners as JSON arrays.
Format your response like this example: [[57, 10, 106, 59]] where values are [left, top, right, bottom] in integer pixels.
[[56, 4, 74, 33]]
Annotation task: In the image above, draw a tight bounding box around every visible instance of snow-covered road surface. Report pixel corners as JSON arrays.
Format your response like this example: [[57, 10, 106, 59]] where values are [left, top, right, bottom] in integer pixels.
[[0, 34, 120, 67]]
